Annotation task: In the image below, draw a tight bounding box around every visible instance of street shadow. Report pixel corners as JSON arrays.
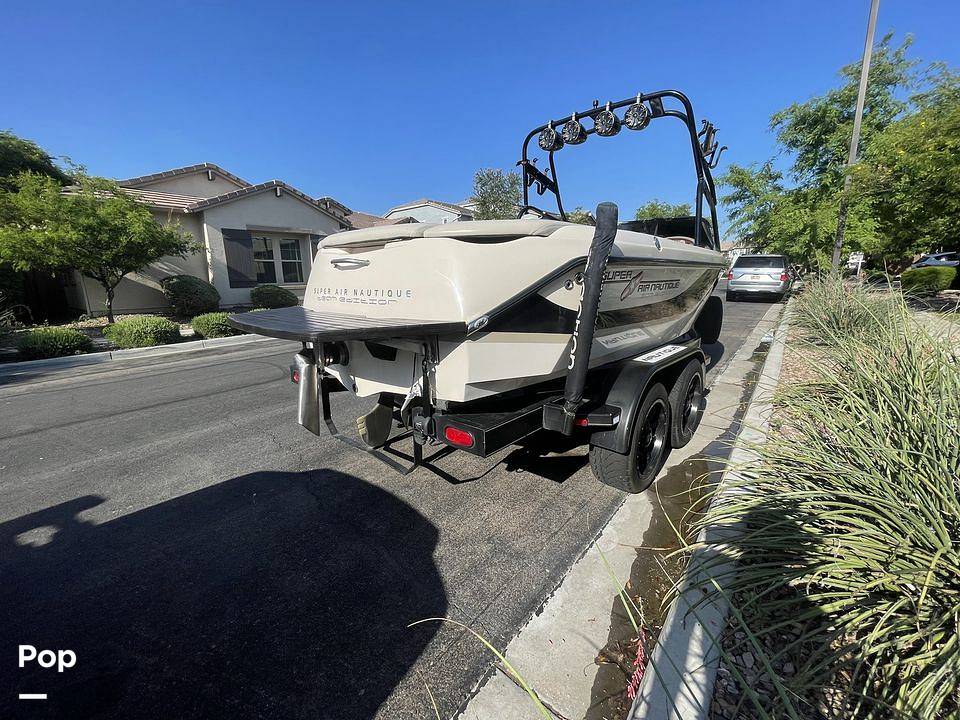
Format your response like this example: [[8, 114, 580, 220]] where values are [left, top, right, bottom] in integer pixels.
[[501, 433, 589, 483], [1, 470, 445, 720], [702, 340, 726, 371]]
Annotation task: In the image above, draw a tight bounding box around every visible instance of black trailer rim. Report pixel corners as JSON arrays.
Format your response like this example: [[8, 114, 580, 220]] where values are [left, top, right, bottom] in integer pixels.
[[635, 398, 668, 476], [681, 374, 703, 434]]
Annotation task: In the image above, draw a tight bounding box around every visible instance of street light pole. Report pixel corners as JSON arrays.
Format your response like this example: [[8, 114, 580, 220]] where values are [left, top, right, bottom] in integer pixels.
[[832, 0, 881, 271]]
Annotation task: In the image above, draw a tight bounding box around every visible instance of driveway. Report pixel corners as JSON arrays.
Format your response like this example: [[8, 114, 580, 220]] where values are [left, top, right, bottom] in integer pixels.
[[0, 282, 778, 719]]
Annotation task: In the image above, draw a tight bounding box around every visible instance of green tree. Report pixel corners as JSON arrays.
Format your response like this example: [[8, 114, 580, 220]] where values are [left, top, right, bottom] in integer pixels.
[[634, 199, 692, 220], [471, 168, 521, 220], [0, 173, 197, 321], [719, 162, 784, 247], [720, 163, 876, 267], [854, 69, 960, 262], [718, 34, 950, 267], [771, 34, 916, 190], [565, 206, 594, 225], [0, 131, 71, 190]]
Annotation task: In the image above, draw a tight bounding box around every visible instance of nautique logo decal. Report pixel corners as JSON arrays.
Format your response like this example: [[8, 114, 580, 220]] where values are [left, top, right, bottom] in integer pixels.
[[601, 269, 682, 301], [313, 286, 413, 306]]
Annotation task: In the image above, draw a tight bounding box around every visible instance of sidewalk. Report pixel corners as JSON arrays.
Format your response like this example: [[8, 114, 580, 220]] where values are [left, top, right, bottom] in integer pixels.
[[462, 304, 784, 720], [0, 333, 277, 381]]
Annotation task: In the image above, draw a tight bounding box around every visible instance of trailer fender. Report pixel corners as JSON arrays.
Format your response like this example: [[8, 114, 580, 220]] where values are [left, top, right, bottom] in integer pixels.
[[589, 345, 705, 455]]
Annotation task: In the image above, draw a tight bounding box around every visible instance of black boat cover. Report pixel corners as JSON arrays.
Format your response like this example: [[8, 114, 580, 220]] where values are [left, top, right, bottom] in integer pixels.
[[227, 306, 467, 343]]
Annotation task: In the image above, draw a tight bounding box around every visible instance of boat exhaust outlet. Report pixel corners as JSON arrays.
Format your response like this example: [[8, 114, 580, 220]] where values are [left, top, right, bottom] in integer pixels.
[[555, 201, 619, 435], [294, 349, 322, 436]]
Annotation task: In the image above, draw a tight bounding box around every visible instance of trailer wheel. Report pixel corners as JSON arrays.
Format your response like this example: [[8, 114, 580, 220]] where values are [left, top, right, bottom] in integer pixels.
[[695, 295, 723, 344], [590, 383, 671, 493], [668, 358, 705, 448]]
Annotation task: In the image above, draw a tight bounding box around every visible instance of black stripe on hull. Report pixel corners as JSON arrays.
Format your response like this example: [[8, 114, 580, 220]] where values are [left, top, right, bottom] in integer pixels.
[[489, 268, 717, 334]]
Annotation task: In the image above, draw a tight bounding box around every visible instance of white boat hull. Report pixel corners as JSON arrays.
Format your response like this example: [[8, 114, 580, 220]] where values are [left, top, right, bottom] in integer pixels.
[[308, 220, 723, 403]]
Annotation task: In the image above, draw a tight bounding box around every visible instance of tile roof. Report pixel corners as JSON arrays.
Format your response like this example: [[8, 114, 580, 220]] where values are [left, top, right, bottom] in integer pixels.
[[120, 187, 208, 211], [184, 180, 347, 226], [346, 211, 415, 229], [316, 196, 352, 219], [118, 163, 251, 190], [385, 198, 474, 217]]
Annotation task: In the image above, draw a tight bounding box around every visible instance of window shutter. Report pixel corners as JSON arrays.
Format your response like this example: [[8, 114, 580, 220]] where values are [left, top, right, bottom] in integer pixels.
[[221, 229, 256, 288]]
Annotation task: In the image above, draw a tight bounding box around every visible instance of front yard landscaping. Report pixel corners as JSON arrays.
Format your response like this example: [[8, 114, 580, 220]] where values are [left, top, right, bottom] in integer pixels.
[[0, 283, 298, 361], [703, 278, 959, 720]]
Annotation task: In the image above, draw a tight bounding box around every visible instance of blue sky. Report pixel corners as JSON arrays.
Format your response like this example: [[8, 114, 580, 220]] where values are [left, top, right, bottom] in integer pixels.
[[2, 1, 958, 225]]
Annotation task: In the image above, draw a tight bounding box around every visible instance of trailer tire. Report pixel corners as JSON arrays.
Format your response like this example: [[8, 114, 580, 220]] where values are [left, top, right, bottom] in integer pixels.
[[696, 295, 723, 344], [668, 358, 705, 448], [590, 382, 671, 493]]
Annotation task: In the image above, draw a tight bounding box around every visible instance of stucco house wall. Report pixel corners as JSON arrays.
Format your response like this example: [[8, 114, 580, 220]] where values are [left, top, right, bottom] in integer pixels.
[[383, 199, 472, 224], [63, 164, 349, 317], [130, 173, 243, 198], [202, 190, 342, 306]]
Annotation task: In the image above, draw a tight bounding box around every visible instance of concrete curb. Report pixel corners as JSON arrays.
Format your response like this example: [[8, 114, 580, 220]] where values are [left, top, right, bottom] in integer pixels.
[[0, 333, 276, 376], [629, 307, 790, 720]]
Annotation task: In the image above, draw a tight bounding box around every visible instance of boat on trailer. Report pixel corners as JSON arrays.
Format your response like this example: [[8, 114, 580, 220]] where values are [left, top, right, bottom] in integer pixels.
[[230, 89, 727, 491]]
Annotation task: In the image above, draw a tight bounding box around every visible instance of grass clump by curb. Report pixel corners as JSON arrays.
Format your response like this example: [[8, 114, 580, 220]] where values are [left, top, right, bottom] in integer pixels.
[[696, 278, 960, 719], [790, 275, 901, 345], [17, 326, 93, 360], [190, 312, 243, 339], [103, 315, 181, 348]]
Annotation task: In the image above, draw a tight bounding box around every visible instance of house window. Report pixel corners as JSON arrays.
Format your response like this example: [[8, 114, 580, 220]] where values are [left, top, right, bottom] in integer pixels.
[[251, 235, 308, 285], [252, 237, 277, 283], [279, 239, 304, 283]]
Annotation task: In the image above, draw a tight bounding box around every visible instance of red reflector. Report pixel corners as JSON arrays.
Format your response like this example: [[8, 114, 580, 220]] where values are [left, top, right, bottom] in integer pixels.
[[292, 369, 300, 384], [780, 272, 789, 281], [443, 426, 475, 448], [575, 417, 590, 427], [727, 271, 733, 280]]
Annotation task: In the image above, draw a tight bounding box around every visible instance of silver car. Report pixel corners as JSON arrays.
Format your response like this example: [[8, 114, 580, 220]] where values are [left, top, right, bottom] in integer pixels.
[[726, 254, 792, 302]]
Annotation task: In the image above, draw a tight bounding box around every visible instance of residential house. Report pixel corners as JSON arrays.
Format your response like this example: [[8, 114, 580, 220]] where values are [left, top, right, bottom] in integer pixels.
[[382, 198, 474, 224], [315, 197, 414, 229], [63, 163, 351, 316], [720, 239, 753, 265]]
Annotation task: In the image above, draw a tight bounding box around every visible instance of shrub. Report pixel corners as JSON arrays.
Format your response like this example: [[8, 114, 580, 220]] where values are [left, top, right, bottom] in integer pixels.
[[160, 275, 221, 316], [17, 326, 93, 360], [900, 265, 957, 295], [694, 292, 960, 718], [791, 275, 899, 345], [191, 312, 243, 339], [250, 284, 298, 309], [103, 315, 180, 348]]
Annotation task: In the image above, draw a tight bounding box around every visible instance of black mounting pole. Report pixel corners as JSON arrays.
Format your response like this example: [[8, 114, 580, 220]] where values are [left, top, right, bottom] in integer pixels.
[[558, 201, 619, 434]]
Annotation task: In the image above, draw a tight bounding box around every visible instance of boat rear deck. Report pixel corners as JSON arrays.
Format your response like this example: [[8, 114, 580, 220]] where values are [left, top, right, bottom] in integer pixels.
[[228, 306, 467, 343]]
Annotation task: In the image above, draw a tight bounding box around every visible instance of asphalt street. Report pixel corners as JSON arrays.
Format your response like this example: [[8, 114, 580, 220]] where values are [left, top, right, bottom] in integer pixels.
[[0, 281, 778, 720]]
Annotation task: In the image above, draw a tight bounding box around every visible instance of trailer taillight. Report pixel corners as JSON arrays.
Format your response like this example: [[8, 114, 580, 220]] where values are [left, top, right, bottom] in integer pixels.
[[443, 426, 475, 448]]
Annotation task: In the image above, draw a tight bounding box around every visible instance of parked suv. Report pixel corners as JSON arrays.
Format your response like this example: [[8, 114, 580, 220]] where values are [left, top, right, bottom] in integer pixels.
[[726, 254, 792, 302]]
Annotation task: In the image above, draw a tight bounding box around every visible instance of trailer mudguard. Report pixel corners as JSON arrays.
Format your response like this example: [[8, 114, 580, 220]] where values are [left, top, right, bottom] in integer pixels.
[[588, 343, 704, 454]]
